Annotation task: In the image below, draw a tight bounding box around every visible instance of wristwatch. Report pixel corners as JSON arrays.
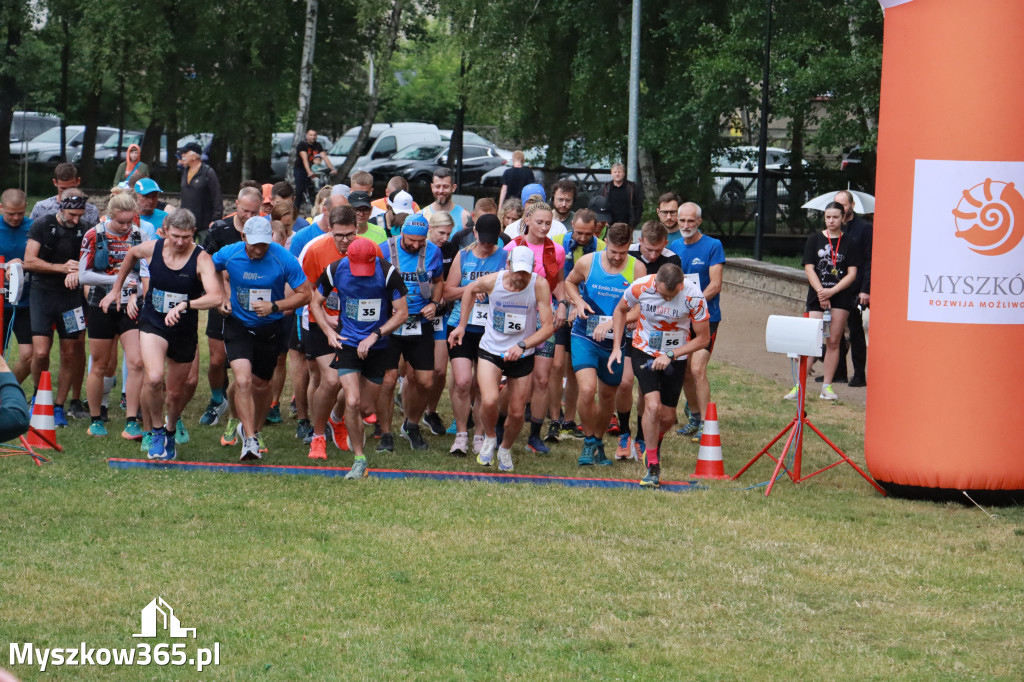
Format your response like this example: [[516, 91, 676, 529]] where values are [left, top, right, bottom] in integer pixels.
[[667, 350, 675, 360], [271, 301, 280, 313], [517, 341, 527, 350], [372, 327, 383, 337]]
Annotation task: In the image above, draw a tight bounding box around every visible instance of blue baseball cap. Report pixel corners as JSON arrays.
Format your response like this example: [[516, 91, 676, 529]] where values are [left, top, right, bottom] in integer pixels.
[[134, 178, 162, 195], [402, 215, 429, 237], [521, 183, 546, 204]]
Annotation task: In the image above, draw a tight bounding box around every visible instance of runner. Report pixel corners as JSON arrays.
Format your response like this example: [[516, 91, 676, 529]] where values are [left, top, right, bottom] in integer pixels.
[[449, 245, 554, 471], [420, 211, 454, 437], [442, 214, 508, 456], [0, 188, 33, 383], [565, 222, 645, 466], [376, 215, 444, 452], [78, 192, 146, 439], [349, 191, 388, 244], [420, 168, 469, 228], [211, 217, 311, 460], [100, 209, 222, 460], [608, 264, 710, 488], [309, 238, 408, 477]]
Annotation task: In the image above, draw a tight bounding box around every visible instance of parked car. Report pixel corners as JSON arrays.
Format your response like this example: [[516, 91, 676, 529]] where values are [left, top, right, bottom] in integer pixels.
[[711, 145, 803, 205], [840, 145, 876, 193], [75, 132, 219, 168], [269, 132, 334, 180], [9, 112, 60, 145], [362, 143, 505, 187], [11, 125, 119, 165], [480, 143, 611, 194], [327, 122, 441, 173], [439, 129, 513, 161]]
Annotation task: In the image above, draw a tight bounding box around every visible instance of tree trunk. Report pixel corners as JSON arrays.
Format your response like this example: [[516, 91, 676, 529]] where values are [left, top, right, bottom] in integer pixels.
[[0, 3, 25, 173], [336, 0, 403, 183], [787, 108, 807, 232], [288, 0, 319, 187], [59, 15, 70, 163], [638, 146, 659, 207]]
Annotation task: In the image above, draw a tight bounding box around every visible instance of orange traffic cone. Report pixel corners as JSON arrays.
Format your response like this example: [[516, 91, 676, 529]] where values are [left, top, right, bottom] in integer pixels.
[[25, 371, 58, 450], [694, 403, 729, 479]]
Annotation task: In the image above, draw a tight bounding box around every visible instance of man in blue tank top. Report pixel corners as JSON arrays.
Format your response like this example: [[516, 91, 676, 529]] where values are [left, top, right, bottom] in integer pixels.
[[565, 223, 647, 466], [310, 238, 408, 478], [0, 188, 33, 383], [212, 217, 311, 461]]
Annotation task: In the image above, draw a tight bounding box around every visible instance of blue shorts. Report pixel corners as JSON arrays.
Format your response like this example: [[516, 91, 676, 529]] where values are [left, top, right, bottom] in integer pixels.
[[432, 316, 447, 342], [570, 334, 623, 387]]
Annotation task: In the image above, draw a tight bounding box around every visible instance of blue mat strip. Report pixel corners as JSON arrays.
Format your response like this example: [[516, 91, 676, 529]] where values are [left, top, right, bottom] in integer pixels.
[[107, 458, 699, 493]]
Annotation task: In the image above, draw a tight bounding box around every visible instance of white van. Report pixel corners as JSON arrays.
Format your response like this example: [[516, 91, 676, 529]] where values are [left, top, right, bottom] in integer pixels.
[[327, 122, 441, 173]]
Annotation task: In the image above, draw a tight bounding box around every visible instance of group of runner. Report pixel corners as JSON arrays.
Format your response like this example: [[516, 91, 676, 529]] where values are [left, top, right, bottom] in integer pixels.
[[1, 163, 725, 488]]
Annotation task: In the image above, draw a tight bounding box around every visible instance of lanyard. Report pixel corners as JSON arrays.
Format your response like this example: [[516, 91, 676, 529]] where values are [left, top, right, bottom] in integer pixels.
[[826, 230, 842, 272]]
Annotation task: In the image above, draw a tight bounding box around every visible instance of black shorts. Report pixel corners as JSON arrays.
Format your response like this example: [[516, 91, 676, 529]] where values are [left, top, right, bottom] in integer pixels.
[[223, 315, 286, 382], [2, 307, 32, 348], [688, 320, 720, 354], [276, 315, 293, 355], [630, 346, 687, 408], [29, 288, 86, 339], [304, 322, 334, 360], [387, 321, 435, 371], [332, 344, 392, 384], [139, 319, 198, 365], [205, 309, 226, 340], [288, 316, 304, 353], [806, 287, 857, 312], [554, 324, 571, 347], [87, 304, 139, 340], [478, 348, 535, 379], [449, 329, 484, 361]]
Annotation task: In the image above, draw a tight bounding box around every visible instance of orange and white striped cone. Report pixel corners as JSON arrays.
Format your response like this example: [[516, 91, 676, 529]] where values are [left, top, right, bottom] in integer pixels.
[[694, 403, 729, 479], [25, 371, 58, 450]]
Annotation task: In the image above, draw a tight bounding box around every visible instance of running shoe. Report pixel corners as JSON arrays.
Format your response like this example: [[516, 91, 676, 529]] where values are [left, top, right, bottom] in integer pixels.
[[560, 421, 585, 440], [220, 418, 241, 446], [147, 429, 166, 460], [640, 463, 661, 488], [477, 436, 496, 466], [199, 399, 224, 426], [422, 411, 446, 436], [265, 403, 282, 424], [820, 384, 839, 400], [88, 419, 107, 437], [593, 442, 613, 466], [363, 413, 377, 425], [163, 433, 176, 461], [497, 447, 514, 472], [377, 432, 394, 453], [784, 386, 799, 400], [526, 434, 550, 455], [472, 434, 485, 455], [121, 420, 144, 441], [140, 431, 152, 452], [446, 419, 458, 435], [577, 440, 595, 466], [676, 416, 700, 436], [68, 399, 90, 420], [175, 419, 189, 444], [328, 412, 349, 451], [690, 422, 704, 444], [401, 421, 429, 450], [545, 420, 561, 443], [683, 402, 692, 421], [633, 439, 646, 462], [256, 432, 268, 454], [615, 434, 632, 460], [607, 414, 621, 436], [308, 434, 327, 460], [240, 436, 261, 461], [450, 432, 469, 457], [295, 419, 312, 441], [53, 405, 69, 428], [372, 423, 382, 439], [345, 458, 368, 479]]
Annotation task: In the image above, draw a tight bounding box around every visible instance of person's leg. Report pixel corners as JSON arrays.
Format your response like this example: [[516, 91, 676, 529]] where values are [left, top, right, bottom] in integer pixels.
[[450, 358, 474, 433], [229, 358, 258, 440], [616, 360, 635, 438], [527, 354, 552, 445], [311, 354, 339, 437], [119, 330, 144, 431], [13, 342, 32, 384], [594, 382, 618, 440], [31, 334, 52, 391], [139, 333, 169, 428], [69, 334, 86, 403], [476, 359, 503, 439], [207, 336, 227, 404], [501, 374, 532, 450], [822, 309, 850, 386], [377, 368, 399, 435], [339, 372, 366, 458], [56, 337, 81, 405], [575, 368, 599, 437], [404, 368, 433, 425], [86, 337, 113, 423], [289, 349, 310, 420], [687, 348, 712, 422], [847, 305, 867, 383], [164, 359, 194, 429], [423, 339, 448, 423], [269, 352, 287, 413], [642, 391, 664, 465], [564, 369, 580, 429], [548, 343, 567, 422]]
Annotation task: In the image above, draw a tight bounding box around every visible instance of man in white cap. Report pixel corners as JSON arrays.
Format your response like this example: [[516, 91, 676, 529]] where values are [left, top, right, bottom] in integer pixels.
[[449, 245, 554, 472], [211, 217, 311, 460], [369, 189, 414, 237]]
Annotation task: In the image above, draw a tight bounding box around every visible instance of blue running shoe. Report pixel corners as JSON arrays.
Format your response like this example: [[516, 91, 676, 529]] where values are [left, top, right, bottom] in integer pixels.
[[593, 441, 613, 466], [53, 405, 69, 428], [163, 431, 176, 461], [88, 419, 108, 437], [446, 419, 458, 435], [147, 428, 166, 460], [175, 419, 189, 444], [577, 439, 596, 466], [526, 434, 550, 455]]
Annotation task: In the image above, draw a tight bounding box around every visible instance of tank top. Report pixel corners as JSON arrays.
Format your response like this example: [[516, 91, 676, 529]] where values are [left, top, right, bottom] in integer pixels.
[[571, 254, 637, 349], [141, 239, 205, 332], [479, 271, 538, 357], [447, 245, 509, 332]]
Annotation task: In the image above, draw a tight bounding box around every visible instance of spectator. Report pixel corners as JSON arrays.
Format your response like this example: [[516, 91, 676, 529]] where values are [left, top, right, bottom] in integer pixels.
[[0, 188, 33, 383], [599, 162, 643, 228], [112, 144, 149, 188], [0, 353, 30, 443], [834, 189, 872, 387], [177, 141, 222, 238], [294, 129, 335, 212], [498, 150, 535, 209]]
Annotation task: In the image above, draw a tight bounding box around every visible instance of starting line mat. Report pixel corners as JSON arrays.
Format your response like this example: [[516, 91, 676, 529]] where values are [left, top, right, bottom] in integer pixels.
[[107, 458, 701, 493]]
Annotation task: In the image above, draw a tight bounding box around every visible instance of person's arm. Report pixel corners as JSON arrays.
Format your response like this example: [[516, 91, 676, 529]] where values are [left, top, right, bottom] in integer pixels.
[[704, 263, 723, 301], [860, 222, 873, 303], [100, 240, 154, 312], [163, 250, 222, 328], [508, 276, 553, 360], [552, 266, 568, 328], [23, 239, 76, 277], [420, 274, 446, 320], [442, 250, 465, 302], [448, 272, 497, 348], [78, 231, 116, 288], [252, 280, 311, 317], [299, 145, 314, 176], [498, 184, 508, 209], [0, 358, 31, 443], [564, 254, 594, 319]]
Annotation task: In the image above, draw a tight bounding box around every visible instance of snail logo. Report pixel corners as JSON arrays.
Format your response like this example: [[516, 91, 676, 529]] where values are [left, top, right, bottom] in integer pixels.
[[952, 178, 1024, 256]]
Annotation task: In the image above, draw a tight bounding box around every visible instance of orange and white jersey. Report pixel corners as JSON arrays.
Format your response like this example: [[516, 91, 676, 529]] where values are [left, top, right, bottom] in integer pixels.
[[623, 274, 709, 358]]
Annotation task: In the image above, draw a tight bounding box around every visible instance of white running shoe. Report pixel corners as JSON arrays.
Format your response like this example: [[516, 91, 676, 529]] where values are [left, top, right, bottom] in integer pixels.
[[450, 432, 469, 456], [477, 436, 497, 466], [472, 434, 484, 455], [784, 385, 799, 400], [819, 384, 839, 400], [497, 446, 514, 472], [240, 436, 261, 461]]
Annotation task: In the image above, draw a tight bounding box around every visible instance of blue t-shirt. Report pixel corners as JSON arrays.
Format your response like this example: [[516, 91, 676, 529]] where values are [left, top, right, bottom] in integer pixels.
[[317, 256, 407, 350], [140, 208, 168, 233], [670, 234, 725, 321], [381, 238, 443, 316], [289, 220, 328, 259], [665, 229, 684, 245], [0, 216, 32, 308], [212, 241, 307, 328]]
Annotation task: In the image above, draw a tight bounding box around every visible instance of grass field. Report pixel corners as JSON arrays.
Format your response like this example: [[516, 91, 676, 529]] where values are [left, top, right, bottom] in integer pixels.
[[2, 334, 1023, 680]]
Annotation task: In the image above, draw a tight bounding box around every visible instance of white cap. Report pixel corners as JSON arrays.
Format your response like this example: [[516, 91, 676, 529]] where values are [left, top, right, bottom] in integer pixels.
[[509, 245, 535, 273], [330, 183, 351, 199], [388, 190, 414, 215], [243, 216, 273, 245]]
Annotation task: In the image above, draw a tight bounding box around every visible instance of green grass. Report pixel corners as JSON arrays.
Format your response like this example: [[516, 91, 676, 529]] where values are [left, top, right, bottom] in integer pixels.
[[2, 330, 1024, 680]]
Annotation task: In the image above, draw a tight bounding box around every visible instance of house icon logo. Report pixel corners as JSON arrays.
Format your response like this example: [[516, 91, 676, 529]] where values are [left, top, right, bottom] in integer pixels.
[[132, 597, 196, 639]]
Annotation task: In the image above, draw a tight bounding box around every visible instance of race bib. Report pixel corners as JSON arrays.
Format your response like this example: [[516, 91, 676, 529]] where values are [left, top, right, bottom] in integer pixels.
[[470, 302, 490, 326], [152, 289, 188, 314], [492, 310, 526, 335], [301, 307, 310, 331], [586, 315, 614, 340], [649, 330, 686, 352], [685, 273, 701, 291], [325, 291, 341, 312], [345, 298, 381, 322], [120, 284, 138, 304], [394, 317, 423, 336], [61, 306, 86, 334], [242, 287, 272, 312], [431, 316, 444, 332]]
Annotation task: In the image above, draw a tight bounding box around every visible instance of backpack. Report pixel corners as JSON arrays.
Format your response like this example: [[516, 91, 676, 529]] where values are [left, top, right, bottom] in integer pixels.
[[512, 235, 559, 293], [40, 217, 85, 263], [386, 236, 433, 302], [93, 221, 142, 273]]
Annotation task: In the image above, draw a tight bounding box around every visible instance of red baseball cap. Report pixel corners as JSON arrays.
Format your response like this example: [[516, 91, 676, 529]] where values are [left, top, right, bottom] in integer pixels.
[[347, 238, 377, 276]]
